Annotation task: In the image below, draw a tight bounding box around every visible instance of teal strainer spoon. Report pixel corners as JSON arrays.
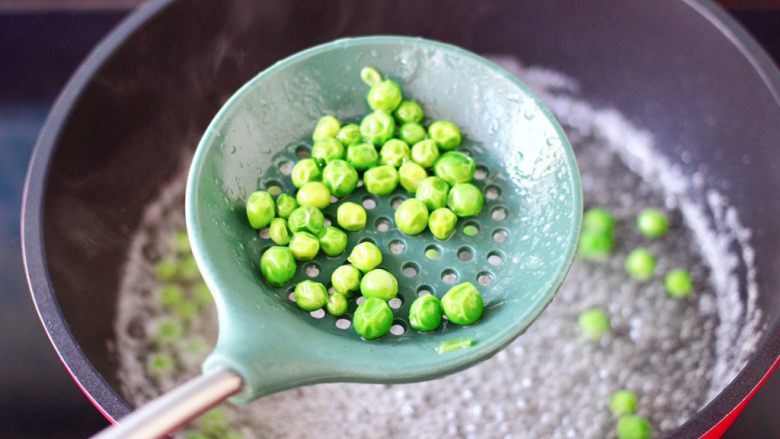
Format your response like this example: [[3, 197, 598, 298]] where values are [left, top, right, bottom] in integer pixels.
[[95, 36, 581, 439]]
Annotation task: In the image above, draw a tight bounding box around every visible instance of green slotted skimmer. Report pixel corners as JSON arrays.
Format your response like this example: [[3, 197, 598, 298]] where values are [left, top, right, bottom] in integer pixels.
[[95, 36, 581, 439]]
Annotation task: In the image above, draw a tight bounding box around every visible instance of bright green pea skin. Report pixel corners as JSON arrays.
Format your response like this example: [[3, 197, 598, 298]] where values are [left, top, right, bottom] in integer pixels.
[[411, 139, 440, 168], [287, 205, 325, 236], [429, 207, 458, 240], [360, 268, 399, 301], [353, 297, 393, 340], [447, 183, 484, 218], [637, 208, 669, 238], [434, 151, 476, 186], [364, 165, 399, 195], [625, 248, 656, 281], [155, 258, 178, 281], [268, 218, 291, 245], [360, 110, 396, 146], [326, 292, 349, 316], [409, 294, 443, 332], [246, 190, 276, 229], [260, 246, 297, 286], [399, 161, 428, 193], [291, 158, 322, 189], [665, 269, 693, 299], [296, 181, 331, 210], [336, 123, 362, 146], [312, 115, 341, 142], [441, 282, 484, 325], [294, 280, 328, 311], [610, 390, 639, 416], [289, 231, 320, 261], [428, 120, 462, 151], [463, 225, 479, 237], [346, 143, 379, 171], [367, 80, 403, 112], [380, 139, 411, 167], [360, 66, 382, 87], [160, 284, 184, 309], [436, 338, 474, 353], [398, 122, 427, 145], [395, 198, 429, 235], [322, 159, 359, 197], [336, 201, 367, 232], [394, 99, 424, 124], [578, 308, 611, 341], [311, 137, 345, 166], [416, 176, 450, 211], [583, 207, 616, 234], [616, 415, 652, 439], [578, 231, 614, 260], [348, 241, 383, 273], [319, 226, 348, 257], [331, 264, 361, 296], [276, 193, 298, 219]]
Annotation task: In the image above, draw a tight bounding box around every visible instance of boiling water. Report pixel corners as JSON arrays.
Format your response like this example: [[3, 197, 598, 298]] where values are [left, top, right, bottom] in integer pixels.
[[114, 61, 761, 438]]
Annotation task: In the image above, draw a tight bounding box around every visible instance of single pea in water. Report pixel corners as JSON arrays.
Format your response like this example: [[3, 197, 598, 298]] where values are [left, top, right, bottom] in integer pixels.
[[394, 99, 424, 124], [625, 248, 656, 281], [380, 139, 411, 168], [336, 123, 362, 146], [322, 159, 358, 197], [331, 264, 361, 296], [246, 191, 276, 229], [429, 207, 458, 240], [448, 183, 484, 218], [294, 280, 328, 311], [348, 241, 383, 273], [434, 151, 476, 186], [269, 218, 291, 245], [367, 79, 403, 112], [326, 292, 349, 317], [610, 390, 639, 416], [409, 294, 443, 332], [398, 122, 427, 145], [583, 207, 616, 234], [291, 158, 322, 189], [353, 297, 393, 340], [411, 139, 440, 168], [318, 226, 348, 257], [312, 115, 341, 142], [399, 161, 428, 194], [428, 120, 462, 151], [616, 415, 652, 439], [260, 246, 297, 287], [360, 110, 396, 146], [395, 198, 429, 235], [637, 208, 669, 239], [364, 165, 399, 196], [578, 308, 610, 341], [665, 268, 693, 299], [441, 282, 484, 325], [275, 193, 298, 219], [416, 176, 450, 211], [289, 231, 320, 261], [336, 201, 367, 232], [346, 142, 379, 171], [287, 205, 325, 236]]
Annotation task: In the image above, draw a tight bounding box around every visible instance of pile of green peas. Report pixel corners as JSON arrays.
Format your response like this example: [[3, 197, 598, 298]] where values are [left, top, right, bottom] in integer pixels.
[[244, 67, 486, 341], [608, 389, 652, 439]]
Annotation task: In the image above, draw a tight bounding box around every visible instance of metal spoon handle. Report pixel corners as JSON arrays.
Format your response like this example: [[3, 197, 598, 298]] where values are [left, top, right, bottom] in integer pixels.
[[92, 368, 243, 439]]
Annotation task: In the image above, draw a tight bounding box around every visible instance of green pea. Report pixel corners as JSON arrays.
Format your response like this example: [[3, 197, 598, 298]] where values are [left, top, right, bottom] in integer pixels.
[[428, 120, 462, 151], [296, 181, 331, 210], [463, 224, 479, 237], [147, 352, 175, 376], [364, 165, 399, 195], [395, 198, 429, 235], [434, 151, 475, 185], [326, 292, 349, 316], [294, 280, 327, 311], [360, 268, 399, 301], [173, 229, 190, 254], [379, 139, 411, 167], [415, 176, 450, 211], [610, 390, 639, 416], [578, 231, 614, 259], [291, 158, 322, 189], [322, 159, 359, 197], [411, 139, 440, 168], [156, 319, 183, 344], [447, 183, 484, 217], [193, 282, 213, 306], [336, 123, 362, 146], [398, 122, 427, 145], [583, 207, 616, 234], [289, 231, 320, 261], [665, 269, 693, 299], [287, 205, 325, 236], [311, 137, 345, 165], [175, 300, 198, 323], [312, 115, 341, 142], [246, 190, 276, 229], [394, 99, 424, 124], [269, 218, 291, 245], [155, 258, 178, 281], [260, 246, 297, 286], [441, 282, 484, 325], [319, 226, 348, 257], [346, 142, 379, 171], [409, 294, 443, 332], [578, 308, 610, 341], [616, 415, 652, 439], [367, 80, 403, 112], [425, 248, 440, 259], [625, 248, 655, 281], [360, 110, 396, 146], [179, 255, 201, 281], [336, 202, 367, 232], [353, 297, 393, 340], [436, 338, 474, 353], [428, 207, 458, 240], [360, 66, 382, 87], [331, 264, 361, 296], [275, 193, 298, 219], [160, 284, 184, 309], [398, 161, 428, 193], [637, 208, 669, 238], [348, 241, 382, 273]]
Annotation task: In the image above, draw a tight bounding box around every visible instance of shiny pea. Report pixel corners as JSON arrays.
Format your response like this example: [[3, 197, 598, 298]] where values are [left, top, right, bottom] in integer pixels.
[[322, 159, 358, 197], [287, 205, 325, 236], [353, 297, 393, 340], [291, 158, 322, 189], [398, 161, 428, 193], [395, 198, 429, 236], [260, 246, 297, 286], [625, 248, 655, 281], [346, 142, 379, 171], [269, 218, 291, 245], [664, 269, 693, 299], [336, 123, 362, 146], [367, 80, 403, 112], [434, 151, 475, 185], [637, 208, 669, 238], [447, 183, 484, 217], [398, 122, 427, 145], [294, 280, 328, 311], [275, 193, 298, 219], [312, 115, 341, 142], [326, 292, 349, 316], [578, 308, 611, 341], [246, 190, 276, 229], [360, 110, 396, 145], [428, 120, 462, 151], [364, 165, 399, 196], [415, 176, 450, 211], [318, 226, 348, 257], [428, 207, 458, 240], [348, 241, 382, 273], [616, 415, 652, 439], [296, 181, 331, 210], [583, 207, 616, 234], [289, 231, 320, 261], [394, 99, 424, 124], [331, 264, 361, 296], [409, 294, 443, 332], [380, 139, 411, 167], [411, 139, 440, 168], [336, 201, 367, 232], [441, 282, 484, 325], [360, 268, 399, 301], [311, 137, 345, 165]]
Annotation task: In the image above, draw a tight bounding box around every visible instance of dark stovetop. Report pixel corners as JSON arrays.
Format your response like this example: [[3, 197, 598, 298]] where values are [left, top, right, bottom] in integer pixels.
[[0, 6, 778, 439]]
